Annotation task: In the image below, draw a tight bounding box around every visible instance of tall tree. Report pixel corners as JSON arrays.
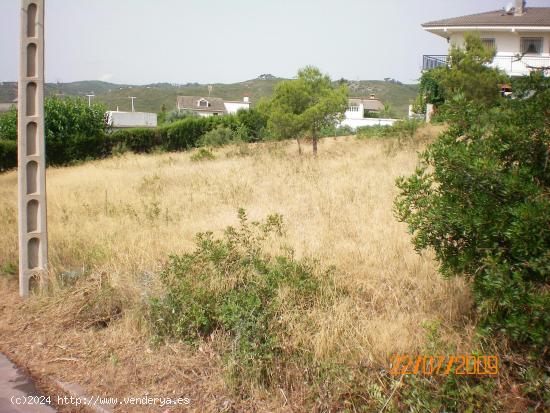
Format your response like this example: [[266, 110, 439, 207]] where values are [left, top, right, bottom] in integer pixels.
[[416, 32, 508, 113], [264, 66, 348, 156]]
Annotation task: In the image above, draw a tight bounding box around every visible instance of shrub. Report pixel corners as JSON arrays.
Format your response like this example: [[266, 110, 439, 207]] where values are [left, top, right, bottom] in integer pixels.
[[395, 72, 550, 352], [0, 139, 17, 171], [0, 97, 108, 168], [164, 109, 197, 124], [357, 119, 422, 140], [190, 148, 216, 162], [416, 33, 508, 117], [45, 96, 107, 165], [235, 107, 267, 142], [320, 124, 354, 137], [108, 128, 160, 153], [197, 125, 236, 147], [164, 116, 225, 150], [149, 210, 331, 387], [0, 107, 17, 141]]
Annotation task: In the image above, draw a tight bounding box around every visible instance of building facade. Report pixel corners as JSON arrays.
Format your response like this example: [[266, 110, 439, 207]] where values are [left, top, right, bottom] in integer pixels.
[[422, 0, 550, 76], [176, 96, 250, 117], [340, 95, 397, 130]]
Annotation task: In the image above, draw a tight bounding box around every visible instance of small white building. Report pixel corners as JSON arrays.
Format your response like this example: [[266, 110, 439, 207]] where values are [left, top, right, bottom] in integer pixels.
[[422, 0, 550, 77], [176, 96, 250, 117], [340, 95, 398, 130], [105, 111, 157, 129]]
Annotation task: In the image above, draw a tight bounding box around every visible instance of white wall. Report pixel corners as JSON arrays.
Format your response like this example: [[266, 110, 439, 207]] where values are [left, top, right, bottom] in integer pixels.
[[450, 31, 550, 55], [197, 111, 214, 118], [224, 102, 250, 114], [344, 103, 364, 120], [449, 30, 550, 76], [340, 118, 398, 130], [107, 111, 157, 128]]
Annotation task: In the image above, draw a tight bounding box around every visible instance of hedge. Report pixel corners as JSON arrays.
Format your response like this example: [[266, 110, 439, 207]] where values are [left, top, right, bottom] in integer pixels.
[[0, 107, 267, 171], [0, 139, 17, 171]]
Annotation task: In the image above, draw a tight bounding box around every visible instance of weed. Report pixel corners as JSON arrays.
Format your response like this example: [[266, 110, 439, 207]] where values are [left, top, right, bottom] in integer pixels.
[[1, 260, 17, 276], [191, 148, 216, 162], [149, 210, 333, 389]]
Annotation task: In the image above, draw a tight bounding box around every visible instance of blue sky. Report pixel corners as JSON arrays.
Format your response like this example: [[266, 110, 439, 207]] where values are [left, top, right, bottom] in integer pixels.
[[1, 0, 549, 84]]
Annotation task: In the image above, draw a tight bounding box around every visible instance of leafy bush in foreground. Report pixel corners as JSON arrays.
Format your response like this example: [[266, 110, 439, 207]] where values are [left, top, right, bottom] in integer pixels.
[[395, 73, 550, 352], [150, 210, 331, 386]]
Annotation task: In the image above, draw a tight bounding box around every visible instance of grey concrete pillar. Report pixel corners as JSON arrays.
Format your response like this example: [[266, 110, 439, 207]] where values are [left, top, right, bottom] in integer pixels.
[[18, 0, 47, 297], [426, 103, 434, 123]]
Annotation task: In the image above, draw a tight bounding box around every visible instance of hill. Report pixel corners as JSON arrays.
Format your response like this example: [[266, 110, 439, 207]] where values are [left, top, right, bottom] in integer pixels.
[[0, 77, 418, 117]]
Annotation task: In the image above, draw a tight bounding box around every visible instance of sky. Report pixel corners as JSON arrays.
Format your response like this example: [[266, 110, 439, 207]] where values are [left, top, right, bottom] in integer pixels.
[[1, 0, 549, 85]]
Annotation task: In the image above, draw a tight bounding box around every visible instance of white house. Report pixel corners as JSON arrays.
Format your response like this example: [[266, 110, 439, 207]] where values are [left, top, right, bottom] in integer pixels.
[[422, 0, 550, 76], [176, 96, 250, 117], [340, 95, 398, 130]]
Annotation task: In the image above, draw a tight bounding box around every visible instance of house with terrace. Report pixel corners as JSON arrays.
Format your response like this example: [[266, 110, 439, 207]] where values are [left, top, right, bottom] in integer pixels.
[[176, 96, 250, 117], [422, 0, 550, 76], [340, 95, 397, 130]]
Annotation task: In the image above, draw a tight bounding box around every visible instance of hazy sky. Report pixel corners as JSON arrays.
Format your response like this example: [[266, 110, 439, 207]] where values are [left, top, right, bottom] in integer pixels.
[[1, 0, 549, 84]]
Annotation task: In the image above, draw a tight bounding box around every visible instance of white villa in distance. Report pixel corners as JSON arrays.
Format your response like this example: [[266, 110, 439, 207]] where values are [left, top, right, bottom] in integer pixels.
[[422, 0, 550, 76], [176, 96, 250, 117], [340, 95, 397, 129]]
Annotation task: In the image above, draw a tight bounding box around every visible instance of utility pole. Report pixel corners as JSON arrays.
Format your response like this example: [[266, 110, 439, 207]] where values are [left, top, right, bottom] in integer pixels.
[[18, 0, 47, 297], [129, 96, 136, 112], [85, 93, 95, 107]]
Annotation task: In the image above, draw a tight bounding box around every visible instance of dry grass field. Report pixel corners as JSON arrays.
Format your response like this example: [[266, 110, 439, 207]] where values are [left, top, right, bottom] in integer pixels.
[[0, 127, 477, 412]]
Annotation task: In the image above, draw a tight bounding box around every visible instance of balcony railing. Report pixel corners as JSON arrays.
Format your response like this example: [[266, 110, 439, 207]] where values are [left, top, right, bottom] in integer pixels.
[[422, 54, 550, 76], [422, 55, 449, 70]]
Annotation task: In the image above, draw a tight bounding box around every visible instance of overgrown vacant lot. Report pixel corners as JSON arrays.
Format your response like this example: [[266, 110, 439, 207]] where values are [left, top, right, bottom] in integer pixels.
[[0, 128, 475, 412]]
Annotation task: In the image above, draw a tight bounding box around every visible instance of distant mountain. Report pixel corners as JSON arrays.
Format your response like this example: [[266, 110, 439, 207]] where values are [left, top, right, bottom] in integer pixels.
[[0, 77, 418, 118]]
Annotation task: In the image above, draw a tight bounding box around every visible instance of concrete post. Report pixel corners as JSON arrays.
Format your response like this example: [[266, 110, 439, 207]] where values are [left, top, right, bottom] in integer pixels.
[[18, 0, 47, 297], [426, 103, 434, 123]]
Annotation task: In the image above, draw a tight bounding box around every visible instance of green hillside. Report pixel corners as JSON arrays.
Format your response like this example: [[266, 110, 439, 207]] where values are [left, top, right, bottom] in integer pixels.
[[0, 77, 418, 118]]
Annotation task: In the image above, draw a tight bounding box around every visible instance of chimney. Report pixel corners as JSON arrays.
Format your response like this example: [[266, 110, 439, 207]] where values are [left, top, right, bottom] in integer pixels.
[[243, 96, 250, 103], [515, 0, 526, 16], [369, 93, 376, 100]]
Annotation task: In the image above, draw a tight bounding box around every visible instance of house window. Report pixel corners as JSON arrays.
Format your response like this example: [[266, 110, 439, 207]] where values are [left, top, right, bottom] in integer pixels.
[[521, 37, 543, 55], [348, 105, 359, 112], [481, 38, 496, 50]]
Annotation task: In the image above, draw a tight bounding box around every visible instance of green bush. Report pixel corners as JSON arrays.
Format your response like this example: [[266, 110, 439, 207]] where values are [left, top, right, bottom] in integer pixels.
[[150, 210, 330, 387], [235, 107, 267, 142], [416, 33, 507, 117], [0, 107, 17, 141], [45, 97, 107, 165], [108, 128, 160, 153], [0, 139, 17, 171], [357, 119, 422, 140], [197, 125, 236, 147], [320, 124, 354, 137], [190, 147, 216, 162], [163, 116, 228, 150], [0, 97, 108, 168], [164, 109, 198, 124], [395, 72, 550, 352]]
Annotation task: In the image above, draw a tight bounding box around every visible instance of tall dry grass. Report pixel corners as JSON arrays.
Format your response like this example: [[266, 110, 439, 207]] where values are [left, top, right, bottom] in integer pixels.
[[0, 128, 474, 410]]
